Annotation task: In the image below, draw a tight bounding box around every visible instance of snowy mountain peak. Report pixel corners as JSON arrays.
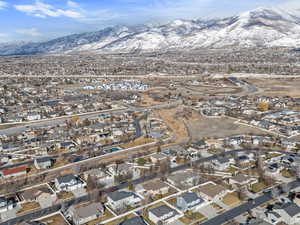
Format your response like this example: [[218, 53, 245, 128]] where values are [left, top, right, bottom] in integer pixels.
[[1, 7, 300, 55]]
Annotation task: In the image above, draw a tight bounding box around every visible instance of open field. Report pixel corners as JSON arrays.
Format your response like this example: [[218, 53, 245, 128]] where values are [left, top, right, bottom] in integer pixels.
[[186, 115, 270, 141], [247, 78, 300, 97], [155, 107, 190, 144]]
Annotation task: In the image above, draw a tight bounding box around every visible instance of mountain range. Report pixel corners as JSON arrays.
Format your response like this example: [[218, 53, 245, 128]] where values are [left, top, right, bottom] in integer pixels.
[[1, 7, 300, 56]]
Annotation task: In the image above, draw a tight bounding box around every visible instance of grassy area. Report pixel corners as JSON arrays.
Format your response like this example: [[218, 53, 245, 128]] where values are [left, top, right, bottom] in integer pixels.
[[251, 182, 267, 193], [281, 169, 294, 178], [166, 197, 177, 207], [265, 153, 282, 160], [226, 167, 240, 175], [155, 108, 190, 144], [17, 202, 40, 215], [87, 210, 114, 225], [57, 191, 75, 201], [0, 123, 24, 130], [41, 213, 68, 225], [180, 212, 206, 224], [222, 193, 242, 207], [120, 137, 154, 148]]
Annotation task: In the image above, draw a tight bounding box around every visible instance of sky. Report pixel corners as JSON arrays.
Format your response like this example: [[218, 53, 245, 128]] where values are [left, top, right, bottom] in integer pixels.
[[0, 0, 299, 43]]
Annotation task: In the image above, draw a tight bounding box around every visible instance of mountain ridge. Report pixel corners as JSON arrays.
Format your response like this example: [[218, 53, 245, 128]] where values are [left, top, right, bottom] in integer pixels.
[[1, 7, 300, 56]]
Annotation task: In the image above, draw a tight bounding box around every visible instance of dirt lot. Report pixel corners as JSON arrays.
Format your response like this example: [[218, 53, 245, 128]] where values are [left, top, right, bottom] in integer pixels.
[[154, 107, 190, 144], [120, 137, 155, 148], [247, 78, 300, 97], [41, 213, 68, 225], [187, 115, 270, 141]]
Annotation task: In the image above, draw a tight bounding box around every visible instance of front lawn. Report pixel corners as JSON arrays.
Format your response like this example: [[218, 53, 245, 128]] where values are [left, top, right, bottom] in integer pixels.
[[251, 182, 267, 193]]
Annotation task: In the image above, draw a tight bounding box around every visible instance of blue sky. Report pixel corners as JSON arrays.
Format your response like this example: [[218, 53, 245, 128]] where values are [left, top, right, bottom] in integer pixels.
[[0, 0, 298, 43]]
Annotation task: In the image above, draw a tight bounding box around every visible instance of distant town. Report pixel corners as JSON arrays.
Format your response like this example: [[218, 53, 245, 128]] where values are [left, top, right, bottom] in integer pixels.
[[0, 72, 300, 225]]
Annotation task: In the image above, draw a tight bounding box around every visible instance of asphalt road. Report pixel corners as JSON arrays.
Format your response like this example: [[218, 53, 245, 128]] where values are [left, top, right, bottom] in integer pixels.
[[0, 101, 180, 136], [228, 77, 258, 94], [201, 179, 300, 225], [0, 116, 143, 170], [0, 148, 295, 225]]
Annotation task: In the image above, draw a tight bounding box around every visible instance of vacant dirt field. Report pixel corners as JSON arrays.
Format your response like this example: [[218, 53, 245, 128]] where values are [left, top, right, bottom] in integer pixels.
[[247, 78, 300, 97], [155, 107, 190, 144], [187, 115, 270, 141]]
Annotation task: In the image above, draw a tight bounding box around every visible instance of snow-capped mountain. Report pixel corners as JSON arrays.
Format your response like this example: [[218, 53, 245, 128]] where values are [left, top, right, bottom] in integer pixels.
[[1, 7, 300, 55]]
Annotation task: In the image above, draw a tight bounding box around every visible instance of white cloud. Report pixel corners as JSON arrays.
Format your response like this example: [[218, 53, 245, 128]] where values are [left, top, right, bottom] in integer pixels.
[[16, 28, 41, 37], [14, 0, 83, 19], [0, 1, 8, 9], [278, 0, 300, 10], [67, 1, 80, 9]]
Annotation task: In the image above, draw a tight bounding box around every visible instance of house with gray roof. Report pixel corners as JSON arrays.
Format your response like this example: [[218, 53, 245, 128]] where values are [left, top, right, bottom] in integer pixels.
[[67, 202, 104, 225], [0, 197, 14, 213], [273, 202, 300, 225], [148, 205, 181, 224], [55, 174, 85, 192], [177, 192, 206, 212], [211, 157, 230, 170], [34, 157, 54, 169], [107, 191, 142, 211], [118, 216, 147, 225], [167, 170, 200, 188], [247, 218, 272, 225]]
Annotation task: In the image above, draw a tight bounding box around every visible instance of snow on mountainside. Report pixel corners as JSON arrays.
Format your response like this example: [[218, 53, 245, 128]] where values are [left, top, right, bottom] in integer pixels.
[[1, 7, 300, 55]]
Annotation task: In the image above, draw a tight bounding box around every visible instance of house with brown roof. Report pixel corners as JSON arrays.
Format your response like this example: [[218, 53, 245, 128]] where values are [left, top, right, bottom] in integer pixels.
[[198, 182, 228, 201], [66, 202, 104, 225], [136, 179, 170, 197], [20, 186, 57, 208], [228, 174, 258, 189]]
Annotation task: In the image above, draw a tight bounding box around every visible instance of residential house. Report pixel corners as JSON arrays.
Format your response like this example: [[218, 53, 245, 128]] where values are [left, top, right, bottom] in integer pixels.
[[0, 166, 27, 179], [67, 202, 104, 225], [20, 186, 57, 207], [150, 153, 168, 164], [34, 157, 54, 170], [211, 157, 230, 171], [55, 174, 85, 192], [198, 182, 228, 201], [248, 218, 272, 225], [83, 168, 114, 187], [148, 205, 181, 224], [118, 216, 147, 225], [137, 179, 170, 197], [177, 192, 206, 212], [167, 170, 200, 188], [107, 163, 133, 176], [228, 174, 258, 189], [107, 191, 142, 211], [273, 203, 300, 225], [0, 197, 14, 213]]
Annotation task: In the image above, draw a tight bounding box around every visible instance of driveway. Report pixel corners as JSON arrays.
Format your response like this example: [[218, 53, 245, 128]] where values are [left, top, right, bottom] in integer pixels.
[[168, 220, 185, 225], [71, 188, 87, 198], [0, 205, 21, 221], [198, 204, 217, 219], [38, 195, 57, 208]]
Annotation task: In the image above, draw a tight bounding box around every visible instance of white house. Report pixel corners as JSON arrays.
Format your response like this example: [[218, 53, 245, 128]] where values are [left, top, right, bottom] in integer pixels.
[[148, 205, 181, 224], [273, 203, 300, 225], [211, 157, 230, 171], [55, 174, 85, 192], [107, 191, 142, 211], [67, 202, 104, 225], [0, 197, 14, 213]]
